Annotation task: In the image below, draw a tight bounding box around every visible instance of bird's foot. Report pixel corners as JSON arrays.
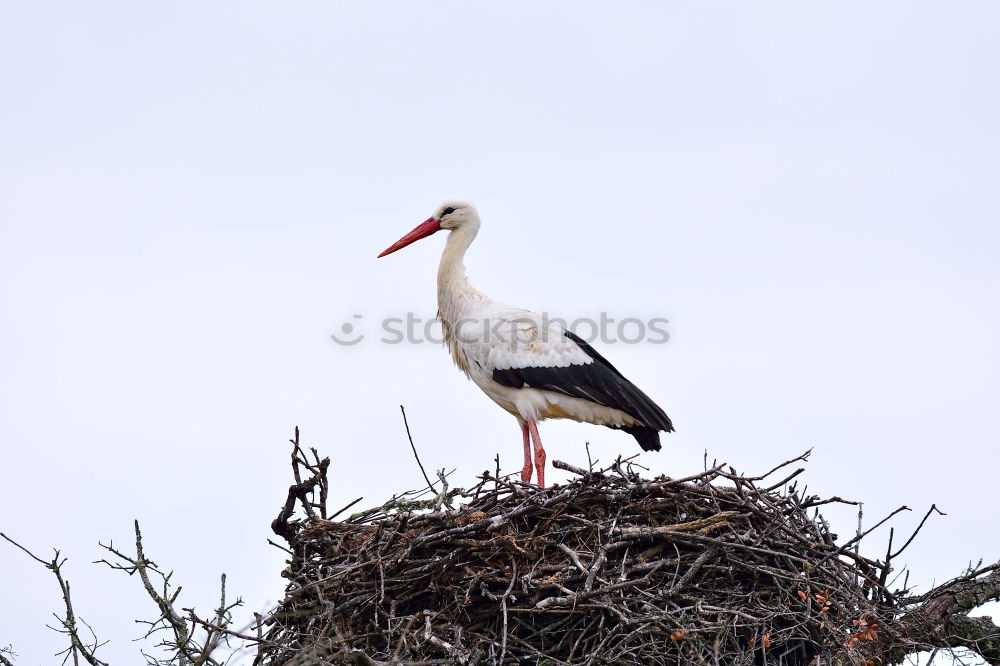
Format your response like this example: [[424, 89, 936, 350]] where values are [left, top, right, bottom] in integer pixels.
[[520, 462, 533, 483], [534, 448, 546, 488]]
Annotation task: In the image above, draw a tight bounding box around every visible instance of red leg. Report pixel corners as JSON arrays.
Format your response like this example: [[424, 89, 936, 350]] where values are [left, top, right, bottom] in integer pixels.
[[519, 422, 533, 483], [527, 419, 546, 488]]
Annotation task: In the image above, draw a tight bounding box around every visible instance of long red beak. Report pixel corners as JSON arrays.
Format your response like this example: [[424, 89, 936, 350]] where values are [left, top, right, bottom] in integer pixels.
[[377, 217, 442, 258]]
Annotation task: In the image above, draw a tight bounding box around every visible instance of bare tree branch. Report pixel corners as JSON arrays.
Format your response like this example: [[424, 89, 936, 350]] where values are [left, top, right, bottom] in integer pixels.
[[1, 533, 109, 666]]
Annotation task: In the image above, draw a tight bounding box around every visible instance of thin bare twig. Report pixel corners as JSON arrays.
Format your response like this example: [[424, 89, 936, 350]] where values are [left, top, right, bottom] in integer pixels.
[[400, 405, 435, 492]]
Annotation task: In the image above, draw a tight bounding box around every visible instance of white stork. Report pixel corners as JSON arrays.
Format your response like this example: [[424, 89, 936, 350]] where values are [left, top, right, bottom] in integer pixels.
[[378, 201, 673, 487]]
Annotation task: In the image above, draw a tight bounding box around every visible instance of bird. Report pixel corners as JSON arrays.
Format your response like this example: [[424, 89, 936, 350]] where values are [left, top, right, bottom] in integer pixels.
[[377, 201, 673, 487]]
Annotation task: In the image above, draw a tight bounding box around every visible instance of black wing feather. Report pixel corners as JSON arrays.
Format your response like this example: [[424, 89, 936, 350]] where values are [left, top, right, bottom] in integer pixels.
[[491, 330, 673, 452]]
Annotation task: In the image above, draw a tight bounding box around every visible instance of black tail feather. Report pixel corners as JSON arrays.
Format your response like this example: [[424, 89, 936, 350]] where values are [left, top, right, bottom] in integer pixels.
[[613, 424, 662, 452]]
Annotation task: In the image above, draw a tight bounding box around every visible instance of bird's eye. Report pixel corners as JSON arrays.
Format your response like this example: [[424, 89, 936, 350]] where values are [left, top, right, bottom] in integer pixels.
[[442, 207, 456, 216]]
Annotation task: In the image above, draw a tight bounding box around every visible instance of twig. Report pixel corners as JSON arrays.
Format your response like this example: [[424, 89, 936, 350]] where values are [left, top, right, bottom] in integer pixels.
[[817, 505, 911, 567], [891, 504, 946, 560], [400, 405, 435, 492]]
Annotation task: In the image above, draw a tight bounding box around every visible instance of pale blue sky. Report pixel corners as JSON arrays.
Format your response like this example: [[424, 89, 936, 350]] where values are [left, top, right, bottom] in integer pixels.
[[2, 2, 998, 664]]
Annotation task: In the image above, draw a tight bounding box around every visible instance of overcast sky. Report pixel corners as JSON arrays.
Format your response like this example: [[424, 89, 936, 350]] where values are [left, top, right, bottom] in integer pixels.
[[2, 2, 998, 664]]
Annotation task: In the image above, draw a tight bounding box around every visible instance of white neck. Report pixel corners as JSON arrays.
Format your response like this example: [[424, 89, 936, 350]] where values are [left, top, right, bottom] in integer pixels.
[[437, 221, 481, 317]]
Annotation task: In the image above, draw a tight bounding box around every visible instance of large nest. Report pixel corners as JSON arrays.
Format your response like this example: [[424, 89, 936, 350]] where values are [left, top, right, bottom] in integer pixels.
[[260, 442, 907, 666]]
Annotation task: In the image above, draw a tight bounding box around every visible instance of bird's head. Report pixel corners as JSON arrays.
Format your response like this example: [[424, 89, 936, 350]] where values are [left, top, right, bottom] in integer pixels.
[[377, 200, 479, 258]]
